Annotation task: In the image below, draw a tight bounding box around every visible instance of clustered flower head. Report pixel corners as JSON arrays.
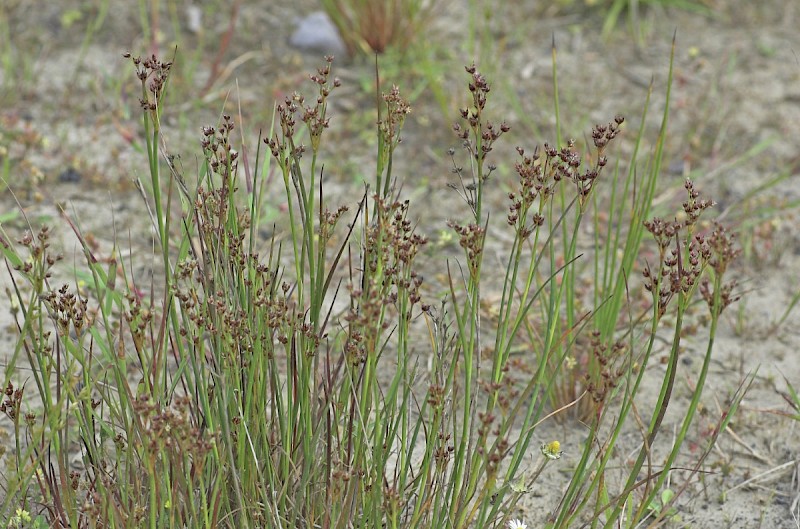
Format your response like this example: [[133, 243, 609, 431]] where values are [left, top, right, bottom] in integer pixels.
[[446, 220, 485, 278], [0, 382, 24, 422], [380, 85, 412, 149], [304, 55, 341, 151], [201, 114, 239, 180], [453, 64, 511, 161], [583, 330, 626, 415], [506, 115, 625, 235], [699, 222, 741, 313], [452, 64, 510, 167], [265, 56, 341, 158], [641, 179, 739, 318], [123, 52, 173, 115], [344, 197, 427, 365]]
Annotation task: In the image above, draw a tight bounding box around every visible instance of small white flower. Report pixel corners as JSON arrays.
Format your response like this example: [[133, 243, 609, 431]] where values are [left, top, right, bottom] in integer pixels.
[[507, 519, 528, 529]]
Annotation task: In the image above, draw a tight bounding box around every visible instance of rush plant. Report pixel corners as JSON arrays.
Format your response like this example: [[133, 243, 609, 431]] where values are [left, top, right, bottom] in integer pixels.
[[0, 46, 748, 529], [318, 0, 440, 56]]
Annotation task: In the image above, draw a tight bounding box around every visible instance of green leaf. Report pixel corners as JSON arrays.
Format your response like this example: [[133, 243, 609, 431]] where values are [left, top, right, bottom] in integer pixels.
[[661, 488, 675, 504]]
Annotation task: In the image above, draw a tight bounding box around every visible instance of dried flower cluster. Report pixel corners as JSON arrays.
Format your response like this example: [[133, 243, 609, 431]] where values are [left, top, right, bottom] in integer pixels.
[[267, 55, 340, 157], [201, 114, 239, 180], [583, 331, 626, 416], [12, 226, 61, 280], [1, 382, 23, 423], [453, 64, 510, 163], [446, 220, 485, 278], [123, 52, 173, 115], [700, 222, 741, 313], [380, 85, 412, 149], [643, 179, 739, 318], [346, 197, 427, 365], [133, 395, 215, 456], [41, 284, 90, 338], [505, 117, 624, 240]]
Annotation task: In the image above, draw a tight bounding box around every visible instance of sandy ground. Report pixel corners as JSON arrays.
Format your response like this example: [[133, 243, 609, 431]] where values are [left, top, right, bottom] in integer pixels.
[[1, 0, 799, 527]]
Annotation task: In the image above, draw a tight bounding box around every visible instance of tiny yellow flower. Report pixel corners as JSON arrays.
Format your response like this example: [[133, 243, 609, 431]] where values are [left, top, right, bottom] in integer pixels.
[[541, 440, 562, 460], [437, 229, 454, 247], [507, 519, 527, 529], [7, 509, 31, 528]]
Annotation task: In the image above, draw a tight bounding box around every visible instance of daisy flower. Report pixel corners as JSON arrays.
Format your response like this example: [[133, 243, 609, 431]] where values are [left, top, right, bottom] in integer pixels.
[[540, 440, 563, 460]]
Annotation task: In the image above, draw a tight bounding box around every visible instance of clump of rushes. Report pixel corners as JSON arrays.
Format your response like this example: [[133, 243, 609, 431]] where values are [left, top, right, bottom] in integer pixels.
[[441, 64, 628, 529], [319, 0, 441, 55], [0, 47, 750, 529], [573, 181, 747, 528]]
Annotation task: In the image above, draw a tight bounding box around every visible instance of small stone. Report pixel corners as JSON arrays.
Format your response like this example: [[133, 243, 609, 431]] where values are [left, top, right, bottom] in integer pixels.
[[186, 4, 203, 34], [58, 167, 82, 183], [289, 11, 347, 57]]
